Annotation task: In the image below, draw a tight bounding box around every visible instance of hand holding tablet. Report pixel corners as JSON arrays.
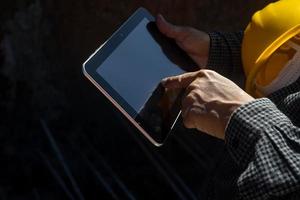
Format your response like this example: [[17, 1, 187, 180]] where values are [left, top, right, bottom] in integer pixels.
[[83, 8, 197, 146]]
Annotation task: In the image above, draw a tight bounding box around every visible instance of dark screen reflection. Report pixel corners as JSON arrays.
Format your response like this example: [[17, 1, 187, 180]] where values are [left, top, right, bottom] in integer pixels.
[[139, 84, 183, 141], [96, 18, 196, 141], [146, 21, 197, 72]]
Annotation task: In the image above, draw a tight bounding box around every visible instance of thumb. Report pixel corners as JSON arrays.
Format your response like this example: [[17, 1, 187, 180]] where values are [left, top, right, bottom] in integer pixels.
[[156, 14, 187, 41], [161, 71, 200, 89]]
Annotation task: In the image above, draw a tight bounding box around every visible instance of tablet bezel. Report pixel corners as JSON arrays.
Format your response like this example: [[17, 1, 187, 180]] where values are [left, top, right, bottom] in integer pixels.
[[83, 7, 181, 146]]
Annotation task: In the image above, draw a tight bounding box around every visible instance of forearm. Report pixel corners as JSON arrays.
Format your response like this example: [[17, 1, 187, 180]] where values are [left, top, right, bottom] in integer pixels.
[[226, 98, 300, 200], [207, 31, 245, 87]]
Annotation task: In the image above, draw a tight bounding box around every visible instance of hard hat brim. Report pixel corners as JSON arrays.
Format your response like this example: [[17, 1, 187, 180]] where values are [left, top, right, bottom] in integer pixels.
[[246, 24, 300, 94]]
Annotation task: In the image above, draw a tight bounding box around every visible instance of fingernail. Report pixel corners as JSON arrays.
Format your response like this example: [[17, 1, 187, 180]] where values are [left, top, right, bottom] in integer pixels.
[[161, 15, 166, 23], [157, 14, 166, 22]]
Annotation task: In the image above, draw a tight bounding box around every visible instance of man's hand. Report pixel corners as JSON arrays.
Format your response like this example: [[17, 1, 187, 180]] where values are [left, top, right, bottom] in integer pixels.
[[156, 14, 210, 68], [162, 70, 254, 139]]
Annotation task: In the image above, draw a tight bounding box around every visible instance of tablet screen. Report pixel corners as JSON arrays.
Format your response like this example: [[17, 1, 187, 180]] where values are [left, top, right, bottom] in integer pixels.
[[96, 18, 184, 115], [90, 12, 196, 143]]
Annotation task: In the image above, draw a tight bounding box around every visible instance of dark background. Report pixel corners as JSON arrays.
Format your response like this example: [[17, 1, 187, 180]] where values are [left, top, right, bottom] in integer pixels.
[[0, 0, 273, 199]]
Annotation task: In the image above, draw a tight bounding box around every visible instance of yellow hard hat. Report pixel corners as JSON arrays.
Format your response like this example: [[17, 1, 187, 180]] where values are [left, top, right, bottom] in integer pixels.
[[242, 0, 300, 96]]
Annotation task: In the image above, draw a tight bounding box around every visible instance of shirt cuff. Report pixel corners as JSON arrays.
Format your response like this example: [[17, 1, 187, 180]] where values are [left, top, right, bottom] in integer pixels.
[[225, 98, 291, 168], [207, 31, 245, 87], [207, 32, 230, 70]]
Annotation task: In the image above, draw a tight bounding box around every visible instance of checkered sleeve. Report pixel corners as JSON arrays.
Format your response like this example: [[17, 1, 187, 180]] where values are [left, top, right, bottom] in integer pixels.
[[207, 31, 245, 87], [225, 98, 300, 200]]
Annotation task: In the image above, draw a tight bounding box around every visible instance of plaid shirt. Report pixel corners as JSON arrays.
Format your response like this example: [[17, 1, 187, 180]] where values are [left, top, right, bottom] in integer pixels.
[[207, 32, 300, 200]]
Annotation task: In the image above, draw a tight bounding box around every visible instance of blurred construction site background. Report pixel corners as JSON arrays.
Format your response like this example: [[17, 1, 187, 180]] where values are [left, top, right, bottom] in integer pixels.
[[0, 0, 274, 199]]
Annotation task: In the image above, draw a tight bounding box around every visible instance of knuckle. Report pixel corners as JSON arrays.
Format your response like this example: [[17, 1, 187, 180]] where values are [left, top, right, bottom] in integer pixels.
[[196, 70, 205, 77], [186, 83, 198, 92], [182, 94, 194, 108], [198, 69, 215, 77], [167, 76, 176, 82]]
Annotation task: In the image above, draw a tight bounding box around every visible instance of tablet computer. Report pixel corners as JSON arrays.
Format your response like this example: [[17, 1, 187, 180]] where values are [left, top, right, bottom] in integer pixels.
[[83, 7, 196, 146]]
